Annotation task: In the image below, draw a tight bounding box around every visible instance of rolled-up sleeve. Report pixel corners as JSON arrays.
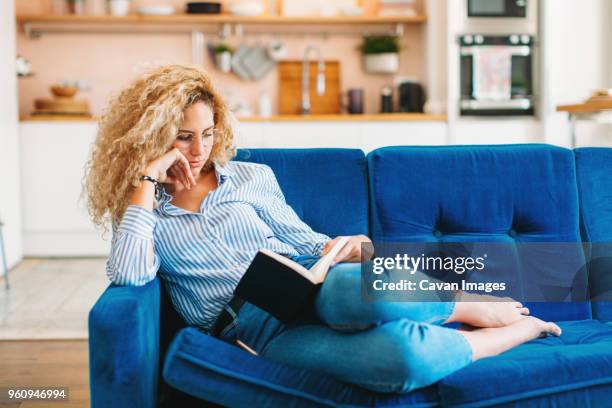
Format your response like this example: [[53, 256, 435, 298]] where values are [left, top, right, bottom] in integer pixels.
[[257, 166, 331, 256], [106, 205, 161, 286]]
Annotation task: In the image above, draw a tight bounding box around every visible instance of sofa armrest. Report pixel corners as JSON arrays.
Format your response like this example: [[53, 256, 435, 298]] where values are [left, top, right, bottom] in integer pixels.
[[88, 277, 161, 408]]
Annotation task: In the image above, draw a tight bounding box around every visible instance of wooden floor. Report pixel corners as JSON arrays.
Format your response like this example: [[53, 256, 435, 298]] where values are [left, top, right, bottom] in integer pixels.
[[0, 258, 108, 339], [0, 340, 89, 407]]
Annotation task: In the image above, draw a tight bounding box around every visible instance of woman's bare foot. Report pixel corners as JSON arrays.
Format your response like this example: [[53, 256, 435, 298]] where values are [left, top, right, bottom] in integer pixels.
[[447, 292, 530, 328], [459, 316, 562, 361]]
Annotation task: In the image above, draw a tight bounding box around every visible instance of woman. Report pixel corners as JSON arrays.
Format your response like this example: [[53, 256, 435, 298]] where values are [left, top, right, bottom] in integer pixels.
[[84, 65, 561, 393]]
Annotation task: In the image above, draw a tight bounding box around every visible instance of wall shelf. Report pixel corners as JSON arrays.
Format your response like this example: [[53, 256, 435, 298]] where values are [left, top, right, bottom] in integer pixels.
[[16, 14, 426, 38], [16, 14, 426, 25]]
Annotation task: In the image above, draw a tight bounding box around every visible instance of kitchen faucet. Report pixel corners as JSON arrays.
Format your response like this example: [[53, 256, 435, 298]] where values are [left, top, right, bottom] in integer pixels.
[[301, 45, 325, 115]]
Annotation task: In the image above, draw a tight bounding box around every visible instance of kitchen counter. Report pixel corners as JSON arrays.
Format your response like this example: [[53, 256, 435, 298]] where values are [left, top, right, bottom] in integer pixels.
[[20, 113, 447, 123]]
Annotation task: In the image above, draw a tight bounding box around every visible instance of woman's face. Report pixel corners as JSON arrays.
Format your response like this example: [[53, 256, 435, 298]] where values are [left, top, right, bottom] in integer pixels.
[[173, 101, 215, 177]]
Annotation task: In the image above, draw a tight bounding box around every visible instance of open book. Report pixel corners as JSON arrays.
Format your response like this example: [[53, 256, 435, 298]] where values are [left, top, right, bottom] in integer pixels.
[[234, 237, 350, 323]]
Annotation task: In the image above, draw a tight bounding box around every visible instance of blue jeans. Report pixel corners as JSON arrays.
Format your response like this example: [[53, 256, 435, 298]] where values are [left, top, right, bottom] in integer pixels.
[[220, 256, 473, 393]]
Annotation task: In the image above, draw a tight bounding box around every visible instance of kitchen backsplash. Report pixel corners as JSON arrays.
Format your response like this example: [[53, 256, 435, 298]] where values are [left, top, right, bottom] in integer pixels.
[[15, 0, 426, 117]]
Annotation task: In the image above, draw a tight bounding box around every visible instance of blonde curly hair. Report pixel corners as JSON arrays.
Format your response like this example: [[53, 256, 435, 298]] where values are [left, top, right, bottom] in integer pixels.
[[83, 64, 236, 231]]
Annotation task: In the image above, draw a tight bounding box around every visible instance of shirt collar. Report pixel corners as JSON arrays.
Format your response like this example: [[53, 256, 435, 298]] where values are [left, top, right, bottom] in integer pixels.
[[155, 161, 234, 216], [214, 161, 234, 184]]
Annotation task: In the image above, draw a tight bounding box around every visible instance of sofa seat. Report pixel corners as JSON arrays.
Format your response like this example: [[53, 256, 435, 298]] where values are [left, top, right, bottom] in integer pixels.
[[438, 319, 612, 407], [163, 327, 440, 407]]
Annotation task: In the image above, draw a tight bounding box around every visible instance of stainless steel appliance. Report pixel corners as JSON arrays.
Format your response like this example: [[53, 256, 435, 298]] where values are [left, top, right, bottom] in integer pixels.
[[461, 0, 538, 35], [467, 0, 527, 18], [459, 34, 534, 116]]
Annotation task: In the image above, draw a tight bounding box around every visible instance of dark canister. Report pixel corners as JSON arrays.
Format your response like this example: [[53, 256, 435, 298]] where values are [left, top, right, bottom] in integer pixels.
[[380, 86, 393, 113], [347, 88, 364, 114]]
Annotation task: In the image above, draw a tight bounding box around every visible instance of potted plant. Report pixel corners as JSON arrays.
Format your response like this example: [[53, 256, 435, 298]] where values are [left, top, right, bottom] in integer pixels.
[[214, 43, 233, 73], [359, 35, 400, 74]]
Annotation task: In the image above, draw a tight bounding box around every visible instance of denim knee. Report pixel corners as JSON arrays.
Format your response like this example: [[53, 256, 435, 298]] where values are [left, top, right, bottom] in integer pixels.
[[315, 264, 369, 329], [367, 320, 473, 393]]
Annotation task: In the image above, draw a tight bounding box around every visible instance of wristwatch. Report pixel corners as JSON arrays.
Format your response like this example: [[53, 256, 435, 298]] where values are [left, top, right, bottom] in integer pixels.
[[139, 175, 161, 198]]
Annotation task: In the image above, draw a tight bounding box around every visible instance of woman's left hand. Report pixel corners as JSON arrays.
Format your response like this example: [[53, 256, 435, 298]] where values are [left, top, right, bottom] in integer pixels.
[[321, 235, 373, 266]]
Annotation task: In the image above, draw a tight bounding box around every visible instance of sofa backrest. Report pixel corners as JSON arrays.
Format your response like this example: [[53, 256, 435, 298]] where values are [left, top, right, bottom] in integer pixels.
[[234, 148, 370, 238], [367, 144, 591, 322], [575, 147, 612, 322]]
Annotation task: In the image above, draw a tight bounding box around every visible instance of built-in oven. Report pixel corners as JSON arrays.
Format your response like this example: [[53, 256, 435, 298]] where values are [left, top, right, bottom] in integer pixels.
[[460, 34, 534, 116], [467, 0, 528, 18]]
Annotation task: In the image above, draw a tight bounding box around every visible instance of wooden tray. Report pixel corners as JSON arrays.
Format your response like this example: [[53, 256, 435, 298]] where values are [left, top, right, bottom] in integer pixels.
[[278, 61, 340, 115]]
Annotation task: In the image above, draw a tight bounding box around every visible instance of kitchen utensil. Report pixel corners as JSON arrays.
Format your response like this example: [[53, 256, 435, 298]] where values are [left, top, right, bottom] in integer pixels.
[[240, 45, 276, 80], [67, 0, 84, 15], [109, 0, 130, 16], [228, 1, 265, 16], [267, 40, 287, 61], [34, 86, 91, 116], [186, 2, 221, 14], [16, 55, 32, 77], [51, 85, 78, 98], [215, 51, 232, 73], [346, 88, 364, 114], [380, 85, 393, 113], [279, 61, 340, 115], [586, 89, 612, 103], [137, 5, 176, 15], [33, 98, 91, 115], [231, 45, 254, 80], [259, 92, 272, 117]]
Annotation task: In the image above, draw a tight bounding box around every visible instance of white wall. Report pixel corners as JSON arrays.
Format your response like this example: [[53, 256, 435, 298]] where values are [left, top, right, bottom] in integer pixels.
[[540, 0, 611, 147], [0, 0, 23, 272], [608, 0, 612, 86]]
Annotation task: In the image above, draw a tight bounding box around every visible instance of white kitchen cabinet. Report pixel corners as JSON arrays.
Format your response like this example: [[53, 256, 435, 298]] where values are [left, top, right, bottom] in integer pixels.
[[19, 121, 110, 256], [19, 119, 448, 256]]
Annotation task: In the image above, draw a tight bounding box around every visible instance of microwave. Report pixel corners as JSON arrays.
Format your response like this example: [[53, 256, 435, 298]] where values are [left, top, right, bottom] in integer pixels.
[[467, 0, 527, 18], [459, 34, 534, 116]]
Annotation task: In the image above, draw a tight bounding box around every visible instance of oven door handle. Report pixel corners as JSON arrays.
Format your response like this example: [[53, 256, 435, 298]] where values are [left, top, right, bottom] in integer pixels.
[[460, 46, 531, 56]]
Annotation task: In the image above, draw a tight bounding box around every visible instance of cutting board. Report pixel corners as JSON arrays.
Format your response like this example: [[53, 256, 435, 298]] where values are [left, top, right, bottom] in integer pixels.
[[278, 61, 340, 115], [34, 97, 91, 116]]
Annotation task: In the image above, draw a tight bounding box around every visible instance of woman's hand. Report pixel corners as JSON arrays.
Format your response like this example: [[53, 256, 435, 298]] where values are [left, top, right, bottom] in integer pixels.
[[145, 148, 196, 190], [321, 234, 373, 266]]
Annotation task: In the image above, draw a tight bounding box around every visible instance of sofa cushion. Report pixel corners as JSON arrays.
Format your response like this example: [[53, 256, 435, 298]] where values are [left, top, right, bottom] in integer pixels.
[[235, 148, 369, 238], [163, 327, 440, 407], [367, 145, 590, 321], [575, 147, 612, 322], [438, 319, 612, 407]]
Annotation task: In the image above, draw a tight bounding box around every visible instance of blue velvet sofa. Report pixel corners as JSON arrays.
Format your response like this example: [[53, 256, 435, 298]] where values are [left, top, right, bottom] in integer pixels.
[[89, 145, 612, 407]]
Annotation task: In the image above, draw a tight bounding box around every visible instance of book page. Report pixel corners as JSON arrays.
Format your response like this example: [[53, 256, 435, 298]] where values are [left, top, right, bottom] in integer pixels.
[[309, 236, 350, 284]]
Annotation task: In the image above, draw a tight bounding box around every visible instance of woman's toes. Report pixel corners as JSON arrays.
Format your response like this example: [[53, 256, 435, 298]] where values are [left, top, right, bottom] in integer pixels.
[[547, 322, 562, 337], [519, 307, 530, 316], [538, 322, 562, 338]]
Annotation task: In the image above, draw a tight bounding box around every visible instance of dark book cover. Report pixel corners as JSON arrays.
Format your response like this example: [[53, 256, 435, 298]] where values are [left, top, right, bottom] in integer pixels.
[[234, 251, 319, 323]]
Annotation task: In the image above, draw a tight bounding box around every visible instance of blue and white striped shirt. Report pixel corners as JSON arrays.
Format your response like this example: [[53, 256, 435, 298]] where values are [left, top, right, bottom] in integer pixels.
[[106, 161, 331, 332]]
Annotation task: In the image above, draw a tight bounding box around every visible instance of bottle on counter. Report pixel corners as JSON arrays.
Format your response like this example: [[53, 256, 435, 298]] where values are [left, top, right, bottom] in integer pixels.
[[258, 92, 272, 117], [380, 85, 393, 113]]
